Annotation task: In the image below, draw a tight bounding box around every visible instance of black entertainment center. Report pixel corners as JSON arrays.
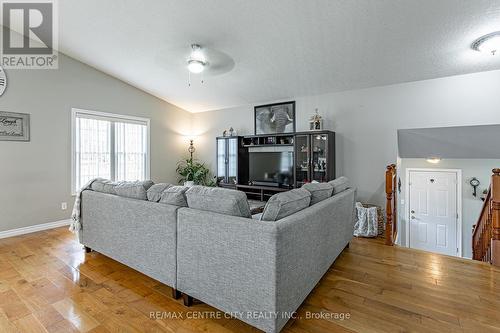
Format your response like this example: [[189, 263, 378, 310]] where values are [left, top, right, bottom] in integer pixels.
[[216, 131, 335, 200]]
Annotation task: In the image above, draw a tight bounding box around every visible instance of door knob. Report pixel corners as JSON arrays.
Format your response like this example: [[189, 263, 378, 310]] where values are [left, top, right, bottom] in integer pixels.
[[411, 210, 415, 214]]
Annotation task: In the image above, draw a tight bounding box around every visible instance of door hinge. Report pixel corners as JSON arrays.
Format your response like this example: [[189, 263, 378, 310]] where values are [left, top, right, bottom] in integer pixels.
[[456, 212, 459, 219]]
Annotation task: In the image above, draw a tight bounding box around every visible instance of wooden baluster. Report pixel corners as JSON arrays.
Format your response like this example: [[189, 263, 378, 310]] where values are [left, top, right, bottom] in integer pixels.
[[483, 216, 487, 261], [385, 165, 395, 245], [392, 165, 397, 242], [488, 208, 492, 262], [472, 223, 478, 260], [491, 169, 500, 266]]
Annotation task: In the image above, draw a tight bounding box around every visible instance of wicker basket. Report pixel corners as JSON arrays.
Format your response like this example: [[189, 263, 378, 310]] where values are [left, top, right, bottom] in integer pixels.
[[361, 203, 385, 238]]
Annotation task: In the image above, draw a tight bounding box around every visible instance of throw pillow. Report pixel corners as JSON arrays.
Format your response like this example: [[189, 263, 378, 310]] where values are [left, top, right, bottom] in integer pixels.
[[114, 180, 154, 200], [302, 182, 334, 205], [261, 188, 311, 221], [159, 186, 189, 207], [91, 179, 119, 194], [185, 186, 251, 218], [147, 183, 172, 202], [328, 177, 350, 195]]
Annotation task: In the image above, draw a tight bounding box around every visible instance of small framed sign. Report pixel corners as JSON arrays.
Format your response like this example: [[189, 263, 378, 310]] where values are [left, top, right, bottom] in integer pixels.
[[0, 111, 30, 141]]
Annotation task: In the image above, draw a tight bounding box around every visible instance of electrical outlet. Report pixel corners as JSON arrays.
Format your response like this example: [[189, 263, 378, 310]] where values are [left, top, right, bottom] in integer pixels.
[[61, 202, 67, 210]]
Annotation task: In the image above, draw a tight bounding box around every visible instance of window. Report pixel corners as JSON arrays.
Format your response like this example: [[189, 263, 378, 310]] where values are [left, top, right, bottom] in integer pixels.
[[71, 108, 150, 194]]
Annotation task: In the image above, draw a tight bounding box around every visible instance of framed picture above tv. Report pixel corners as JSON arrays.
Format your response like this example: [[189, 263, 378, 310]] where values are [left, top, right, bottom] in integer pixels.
[[254, 101, 295, 135]]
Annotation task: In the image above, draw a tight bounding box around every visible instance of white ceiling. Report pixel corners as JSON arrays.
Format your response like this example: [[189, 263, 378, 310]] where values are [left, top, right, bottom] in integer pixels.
[[59, 0, 500, 112]]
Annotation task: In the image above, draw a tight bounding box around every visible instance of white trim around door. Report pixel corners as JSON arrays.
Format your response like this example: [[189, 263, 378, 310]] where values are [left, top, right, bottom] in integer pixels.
[[404, 168, 462, 257]]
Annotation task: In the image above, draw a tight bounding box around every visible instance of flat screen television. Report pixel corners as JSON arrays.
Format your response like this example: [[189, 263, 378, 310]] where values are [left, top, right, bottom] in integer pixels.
[[249, 151, 294, 187]]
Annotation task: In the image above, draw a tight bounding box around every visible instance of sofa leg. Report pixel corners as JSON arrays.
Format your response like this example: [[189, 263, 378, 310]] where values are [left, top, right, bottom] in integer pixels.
[[345, 242, 350, 249], [172, 288, 181, 299], [84, 246, 92, 253], [183, 294, 193, 307]]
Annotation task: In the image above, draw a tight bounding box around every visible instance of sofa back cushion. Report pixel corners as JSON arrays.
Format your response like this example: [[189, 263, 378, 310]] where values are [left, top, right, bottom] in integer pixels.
[[159, 186, 188, 207], [302, 183, 333, 205], [147, 183, 172, 202], [90, 179, 154, 200], [328, 176, 350, 195], [90, 179, 118, 194], [261, 188, 311, 221], [185, 186, 251, 218], [114, 180, 154, 200]]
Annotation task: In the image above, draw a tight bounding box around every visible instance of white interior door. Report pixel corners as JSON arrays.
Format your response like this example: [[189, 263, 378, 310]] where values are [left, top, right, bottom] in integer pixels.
[[409, 170, 458, 256]]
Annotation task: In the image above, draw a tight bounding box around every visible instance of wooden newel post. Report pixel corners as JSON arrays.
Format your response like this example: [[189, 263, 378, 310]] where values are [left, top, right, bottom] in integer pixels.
[[385, 164, 395, 246], [491, 168, 500, 266]]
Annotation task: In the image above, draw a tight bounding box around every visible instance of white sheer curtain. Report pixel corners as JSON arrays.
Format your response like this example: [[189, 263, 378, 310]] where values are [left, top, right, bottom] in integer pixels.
[[73, 110, 149, 193]]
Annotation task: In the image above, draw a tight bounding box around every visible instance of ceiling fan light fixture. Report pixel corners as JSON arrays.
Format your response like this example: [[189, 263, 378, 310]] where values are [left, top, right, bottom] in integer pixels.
[[472, 32, 500, 55], [187, 44, 207, 73], [187, 59, 205, 73]]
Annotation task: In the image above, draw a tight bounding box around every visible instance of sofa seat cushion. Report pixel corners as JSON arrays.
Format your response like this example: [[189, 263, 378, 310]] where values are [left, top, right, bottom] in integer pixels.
[[147, 183, 172, 202], [302, 182, 334, 205], [328, 177, 350, 195], [261, 188, 311, 221], [114, 180, 154, 200], [185, 186, 251, 218], [159, 186, 188, 207]]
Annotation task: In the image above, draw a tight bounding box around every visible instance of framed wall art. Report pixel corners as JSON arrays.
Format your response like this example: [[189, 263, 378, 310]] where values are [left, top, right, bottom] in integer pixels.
[[0, 111, 30, 141], [254, 101, 295, 135]]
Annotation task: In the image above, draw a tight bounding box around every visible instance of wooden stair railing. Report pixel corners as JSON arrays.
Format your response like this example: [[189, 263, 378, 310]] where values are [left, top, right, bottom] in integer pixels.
[[472, 168, 500, 266], [385, 164, 397, 245]]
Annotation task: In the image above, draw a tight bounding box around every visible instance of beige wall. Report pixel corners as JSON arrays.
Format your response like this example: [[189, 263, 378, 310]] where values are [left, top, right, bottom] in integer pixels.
[[0, 53, 192, 232], [192, 69, 500, 207]]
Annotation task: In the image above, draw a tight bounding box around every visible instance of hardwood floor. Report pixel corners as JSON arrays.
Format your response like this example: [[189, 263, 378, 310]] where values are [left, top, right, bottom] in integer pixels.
[[0, 228, 499, 333]]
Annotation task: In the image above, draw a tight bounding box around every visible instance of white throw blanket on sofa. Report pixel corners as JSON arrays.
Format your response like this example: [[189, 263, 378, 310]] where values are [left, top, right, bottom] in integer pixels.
[[69, 178, 101, 233]]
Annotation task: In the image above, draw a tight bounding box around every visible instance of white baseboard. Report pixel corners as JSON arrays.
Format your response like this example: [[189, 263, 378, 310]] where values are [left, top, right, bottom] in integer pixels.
[[0, 219, 71, 239]]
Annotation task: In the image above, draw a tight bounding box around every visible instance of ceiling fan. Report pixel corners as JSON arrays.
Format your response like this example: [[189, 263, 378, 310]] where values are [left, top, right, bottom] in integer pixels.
[[155, 43, 235, 86]]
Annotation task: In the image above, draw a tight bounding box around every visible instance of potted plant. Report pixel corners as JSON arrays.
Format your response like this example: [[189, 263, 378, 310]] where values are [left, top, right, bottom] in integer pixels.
[[176, 159, 215, 187]]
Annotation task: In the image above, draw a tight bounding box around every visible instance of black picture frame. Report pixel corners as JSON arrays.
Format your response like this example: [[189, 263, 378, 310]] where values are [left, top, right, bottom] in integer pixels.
[[254, 101, 296, 135]]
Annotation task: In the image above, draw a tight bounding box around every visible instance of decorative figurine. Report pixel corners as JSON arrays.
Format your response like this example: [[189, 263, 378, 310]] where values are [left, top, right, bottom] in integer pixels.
[[309, 108, 323, 131]]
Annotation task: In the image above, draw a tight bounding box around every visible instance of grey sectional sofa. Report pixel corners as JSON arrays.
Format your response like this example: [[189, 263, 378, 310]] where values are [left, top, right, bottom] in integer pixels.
[[79, 177, 356, 333]]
